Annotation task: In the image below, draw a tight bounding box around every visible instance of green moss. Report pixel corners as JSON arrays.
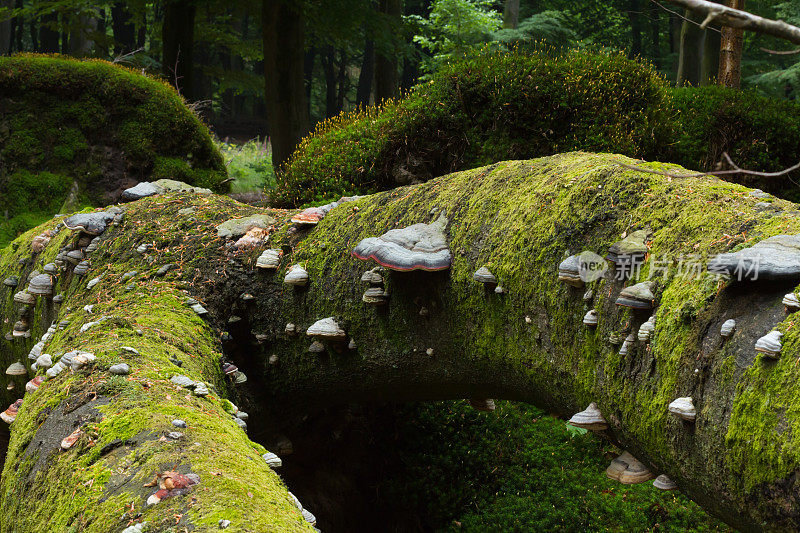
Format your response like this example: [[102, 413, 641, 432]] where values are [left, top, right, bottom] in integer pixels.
[[0, 54, 229, 247]]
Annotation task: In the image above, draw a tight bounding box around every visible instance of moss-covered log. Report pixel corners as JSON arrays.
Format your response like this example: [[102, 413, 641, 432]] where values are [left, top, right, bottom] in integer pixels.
[[2, 152, 800, 531]]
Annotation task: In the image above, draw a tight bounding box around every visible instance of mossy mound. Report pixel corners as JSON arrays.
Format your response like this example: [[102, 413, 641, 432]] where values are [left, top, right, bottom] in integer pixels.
[[672, 85, 800, 201], [0, 54, 229, 246], [273, 48, 674, 207]]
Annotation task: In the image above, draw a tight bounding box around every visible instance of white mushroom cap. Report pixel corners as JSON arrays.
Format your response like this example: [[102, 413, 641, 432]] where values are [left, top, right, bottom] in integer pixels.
[[720, 319, 736, 337], [306, 317, 346, 341], [256, 249, 282, 269], [568, 402, 607, 430], [755, 330, 783, 357], [283, 265, 309, 286], [653, 474, 677, 490], [262, 452, 282, 468], [618, 457, 653, 484], [5, 362, 26, 376], [473, 266, 497, 284], [783, 292, 800, 309], [583, 309, 598, 326], [668, 397, 696, 421]]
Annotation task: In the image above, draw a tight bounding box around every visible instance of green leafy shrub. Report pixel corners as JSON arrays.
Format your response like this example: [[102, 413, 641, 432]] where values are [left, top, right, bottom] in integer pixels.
[[0, 54, 228, 245], [273, 48, 676, 206], [672, 86, 800, 201], [376, 401, 729, 532]]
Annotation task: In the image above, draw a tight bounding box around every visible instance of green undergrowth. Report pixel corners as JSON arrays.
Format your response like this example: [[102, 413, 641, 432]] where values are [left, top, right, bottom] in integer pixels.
[[378, 400, 728, 531], [0, 54, 229, 247], [216, 138, 276, 195], [276, 49, 800, 208]]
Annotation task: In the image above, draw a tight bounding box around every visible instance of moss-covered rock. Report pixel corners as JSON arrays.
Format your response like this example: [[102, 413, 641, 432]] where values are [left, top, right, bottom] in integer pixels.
[[0, 54, 229, 247], [2, 152, 800, 530]]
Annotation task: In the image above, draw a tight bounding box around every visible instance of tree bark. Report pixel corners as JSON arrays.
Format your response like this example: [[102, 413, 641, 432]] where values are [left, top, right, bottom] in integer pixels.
[[666, 0, 800, 44], [717, 0, 745, 88], [2, 153, 800, 530], [111, 2, 136, 56], [503, 0, 520, 30], [676, 9, 703, 85], [627, 0, 643, 58], [700, 26, 721, 84], [357, 38, 375, 107], [38, 12, 59, 53], [0, 0, 12, 55], [322, 45, 338, 118], [263, 0, 310, 170], [162, 0, 196, 100], [374, 0, 402, 103]]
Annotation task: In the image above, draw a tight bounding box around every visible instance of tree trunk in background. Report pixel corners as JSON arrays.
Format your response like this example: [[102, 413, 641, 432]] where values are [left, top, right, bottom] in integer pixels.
[[263, 0, 310, 169], [322, 45, 338, 118], [717, 0, 745, 88], [38, 12, 59, 53], [627, 0, 642, 58], [669, 13, 681, 54], [69, 12, 97, 57], [336, 49, 348, 114], [649, 5, 661, 68], [357, 38, 375, 107], [374, 0, 402, 102], [503, 0, 520, 29], [13, 0, 22, 52], [0, 0, 12, 55], [676, 9, 702, 86], [701, 28, 721, 85], [111, 2, 136, 55], [162, 0, 196, 100], [304, 45, 316, 111]]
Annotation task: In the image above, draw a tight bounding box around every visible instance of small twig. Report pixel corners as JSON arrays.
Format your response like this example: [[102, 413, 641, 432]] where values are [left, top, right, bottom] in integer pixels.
[[618, 152, 800, 179], [112, 47, 144, 64], [650, 0, 721, 33], [759, 46, 800, 55]]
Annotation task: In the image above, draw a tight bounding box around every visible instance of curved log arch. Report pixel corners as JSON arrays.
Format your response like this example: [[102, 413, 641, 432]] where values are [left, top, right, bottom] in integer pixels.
[[1, 152, 800, 531]]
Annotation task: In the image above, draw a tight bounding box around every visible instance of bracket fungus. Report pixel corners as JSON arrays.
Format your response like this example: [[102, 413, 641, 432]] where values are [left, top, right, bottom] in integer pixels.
[[27, 274, 53, 296], [291, 195, 364, 226], [145, 471, 200, 506], [25, 375, 44, 393], [3, 276, 19, 288], [637, 316, 655, 342], [557, 254, 584, 287], [1, 399, 22, 424], [64, 211, 116, 236], [707, 234, 800, 280], [583, 310, 598, 327], [783, 293, 800, 312], [351, 214, 452, 271], [568, 402, 608, 431], [606, 451, 653, 484], [361, 267, 385, 285], [284, 265, 309, 287], [362, 287, 390, 305], [262, 452, 282, 469], [720, 319, 736, 338], [256, 249, 282, 270], [756, 331, 783, 358], [308, 341, 325, 354], [13, 291, 35, 306], [60, 428, 83, 451], [668, 397, 696, 421], [606, 230, 649, 272], [306, 317, 347, 342], [653, 474, 678, 490], [616, 281, 655, 310], [473, 266, 497, 285], [5, 362, 26, 376]]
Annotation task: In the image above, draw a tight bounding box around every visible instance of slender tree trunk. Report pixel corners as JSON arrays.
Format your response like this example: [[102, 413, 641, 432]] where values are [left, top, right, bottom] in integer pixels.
[[263, 0, 310, 169], [701, 27, 721, 85], [69, 12, 97, 57], [502, 0, 520, 30], [38, 12, 59, 53], [111, 2, 136, 56], [13, 0, 22, 52], [717, 0, 745, 88], [322, 45, 338, 118], [336, 49, 348, 114], [676, 9, 702, 86], [0, 0, 12, 55], [303, 45, 316, 113], [627, 0, 643, 58], [669, 13, 681, 54], [357, 38, 375, 107], [374, 0, 402, 102], [162, 0, 196, 100]]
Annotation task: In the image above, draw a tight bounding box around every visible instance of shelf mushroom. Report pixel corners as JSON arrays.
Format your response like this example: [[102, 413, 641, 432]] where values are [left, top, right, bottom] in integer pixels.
[[256, 249, 282, 270], [473, 266, 497, 285], [568, 402, 607, 431], [668, 397, 696, 422], [615, 281, 655, 310], [706, 234, 800, 280], [784, 293, 800, 313], [558, 254, 583, 287], [606, 230, 649, 276], [756, 331, 783, 358], [637, 316, 655, 342], [307, 317, 347, 342], [653, 474, 677, 490], [27, 274, 53, 296], [351, 214, 451, 271], [5, 362, 26, 377], [720, 319, 736, 338], [606, 451, 653, 484], [283, 265, 309, 287], [64, 211, 116, 236], [583, 310, 598, 327], [1, 399, 22, 424], [262, 452, 282, 469], [362, 287, 389, 305]]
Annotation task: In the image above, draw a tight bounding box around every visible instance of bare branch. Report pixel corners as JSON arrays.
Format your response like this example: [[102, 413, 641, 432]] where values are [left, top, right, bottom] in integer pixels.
[[759, 46, 800, 55], [618, 152, 800, 180], [650, 0, 721, 33], [665, 0, 800, 44], [112, 47, 144, 65]]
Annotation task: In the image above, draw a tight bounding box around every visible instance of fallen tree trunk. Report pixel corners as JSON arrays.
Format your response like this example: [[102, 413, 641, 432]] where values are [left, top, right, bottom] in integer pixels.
[[2, 152, 800, 530]]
